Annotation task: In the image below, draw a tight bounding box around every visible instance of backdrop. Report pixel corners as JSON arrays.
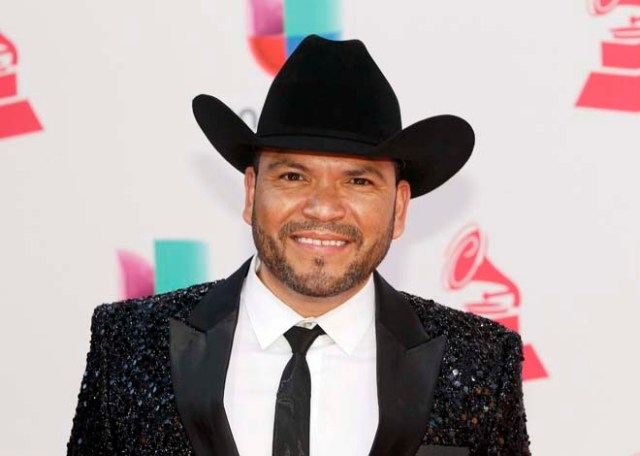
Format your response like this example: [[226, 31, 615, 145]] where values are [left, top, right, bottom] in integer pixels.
[[1, 0, 639, 454]]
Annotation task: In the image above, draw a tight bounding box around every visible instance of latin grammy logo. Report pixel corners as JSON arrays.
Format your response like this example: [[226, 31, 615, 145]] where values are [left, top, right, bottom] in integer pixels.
[[0, 32, 42, 140], [443, 224, 548, 381], [576, 0, 640, 112]]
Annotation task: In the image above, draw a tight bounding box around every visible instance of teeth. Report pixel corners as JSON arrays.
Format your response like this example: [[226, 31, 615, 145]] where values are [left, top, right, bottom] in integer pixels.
[[295, 237, 347, 247]]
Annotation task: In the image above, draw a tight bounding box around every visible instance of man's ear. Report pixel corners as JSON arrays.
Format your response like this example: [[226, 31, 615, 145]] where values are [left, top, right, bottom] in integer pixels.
[[392, 179, 411, 239], [242, 166, 256, 225]]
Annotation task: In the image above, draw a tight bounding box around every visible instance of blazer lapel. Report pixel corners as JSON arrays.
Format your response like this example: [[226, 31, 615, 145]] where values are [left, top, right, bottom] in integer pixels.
[[369, 272, 447, 456], [169, 258, 252, 456]]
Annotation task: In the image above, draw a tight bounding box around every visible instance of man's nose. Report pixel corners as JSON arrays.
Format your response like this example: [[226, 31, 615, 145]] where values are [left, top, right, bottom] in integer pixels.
[[301, 183, 347, 221]]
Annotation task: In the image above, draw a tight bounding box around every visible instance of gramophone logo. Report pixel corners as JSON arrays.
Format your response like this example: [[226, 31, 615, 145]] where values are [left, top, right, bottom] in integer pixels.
[[0, 32, 42, 140], [576, 0, 640, 112], [443, 224, 548, 381], [247, 0, 341, 75]]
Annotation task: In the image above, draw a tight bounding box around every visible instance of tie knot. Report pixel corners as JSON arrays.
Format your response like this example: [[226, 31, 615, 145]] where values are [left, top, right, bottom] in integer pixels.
[[283, 325, 325, 355]]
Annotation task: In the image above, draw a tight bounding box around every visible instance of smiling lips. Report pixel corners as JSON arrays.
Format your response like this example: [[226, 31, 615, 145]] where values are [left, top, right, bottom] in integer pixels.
[[291, 232, 351, 251], [294, 236, 347, 247]]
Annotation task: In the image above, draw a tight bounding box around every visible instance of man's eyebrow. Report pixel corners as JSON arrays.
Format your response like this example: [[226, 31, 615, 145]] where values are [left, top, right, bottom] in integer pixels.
[[265, 159, 310, 173], [343, 166, 386, 181]]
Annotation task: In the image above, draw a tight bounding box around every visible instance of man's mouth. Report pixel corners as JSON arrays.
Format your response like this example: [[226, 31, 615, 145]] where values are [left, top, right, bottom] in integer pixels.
[[293, 236, 348, 247]]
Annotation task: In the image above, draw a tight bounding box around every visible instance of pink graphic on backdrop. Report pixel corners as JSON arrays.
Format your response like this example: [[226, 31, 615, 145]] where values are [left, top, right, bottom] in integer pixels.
[[577, 0, 640, 112], [250, 0, 284, 36], [0, 32, 42, 139], [116, 250, 155, 300], [247, 0, 286, 75], [443, 224, 548, 381]]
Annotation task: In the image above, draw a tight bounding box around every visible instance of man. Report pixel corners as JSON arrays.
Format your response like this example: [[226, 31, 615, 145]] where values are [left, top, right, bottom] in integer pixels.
[[68, 35, 530, 456]]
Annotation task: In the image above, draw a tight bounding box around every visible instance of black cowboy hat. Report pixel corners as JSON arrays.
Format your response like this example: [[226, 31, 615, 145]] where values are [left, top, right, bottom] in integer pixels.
[[193, 35, 474, 198]]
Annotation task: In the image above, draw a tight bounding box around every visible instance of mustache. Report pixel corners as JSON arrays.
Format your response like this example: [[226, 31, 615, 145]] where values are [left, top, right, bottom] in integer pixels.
[[279, 221, 363, 244]]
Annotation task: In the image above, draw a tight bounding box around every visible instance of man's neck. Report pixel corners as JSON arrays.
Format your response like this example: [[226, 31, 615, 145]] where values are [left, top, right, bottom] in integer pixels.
[[256, 263, 370, 318]]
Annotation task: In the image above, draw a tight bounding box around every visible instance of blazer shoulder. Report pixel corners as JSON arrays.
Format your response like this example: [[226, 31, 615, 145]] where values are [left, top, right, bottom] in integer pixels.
[[401, 295, 530, 453], [400, 291, 522, 347], [91, 280, 220, 333]]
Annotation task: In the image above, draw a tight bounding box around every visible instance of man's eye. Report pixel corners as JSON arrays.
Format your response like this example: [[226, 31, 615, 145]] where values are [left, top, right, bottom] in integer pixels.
[[350, 177, 373, 186], [281, 172, 303, 181]]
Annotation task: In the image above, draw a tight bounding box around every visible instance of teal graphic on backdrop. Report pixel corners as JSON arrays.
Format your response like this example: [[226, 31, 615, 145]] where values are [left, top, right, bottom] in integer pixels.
[[154, 240, 209, 293], [117, 239, 209, 299]]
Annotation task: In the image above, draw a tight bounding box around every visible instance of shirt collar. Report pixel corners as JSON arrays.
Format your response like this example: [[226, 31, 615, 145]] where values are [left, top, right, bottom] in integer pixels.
[[241, 255, 375, 355]]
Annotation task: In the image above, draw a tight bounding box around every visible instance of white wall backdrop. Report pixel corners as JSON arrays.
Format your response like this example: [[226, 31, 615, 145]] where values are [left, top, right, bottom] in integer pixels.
[[1, 0, 639, 454]]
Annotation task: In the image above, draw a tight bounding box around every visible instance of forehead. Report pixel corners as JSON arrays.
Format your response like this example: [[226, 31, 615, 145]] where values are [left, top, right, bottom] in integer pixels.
[[258, 149, 396, 172]]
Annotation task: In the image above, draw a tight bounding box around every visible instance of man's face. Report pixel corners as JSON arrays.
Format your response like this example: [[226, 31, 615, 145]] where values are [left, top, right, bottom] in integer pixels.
[[243, 150, 411, 298]]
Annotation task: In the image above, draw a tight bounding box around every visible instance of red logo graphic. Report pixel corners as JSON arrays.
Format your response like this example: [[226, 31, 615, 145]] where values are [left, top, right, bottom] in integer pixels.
[[443, 224, 548, 381], [0, 32, 42, 140], [577, 0, 640, 112]]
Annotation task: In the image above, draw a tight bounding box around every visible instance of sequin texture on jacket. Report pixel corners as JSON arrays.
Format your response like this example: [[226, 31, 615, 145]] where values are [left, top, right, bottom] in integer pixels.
[[67, 273, 530, 455]]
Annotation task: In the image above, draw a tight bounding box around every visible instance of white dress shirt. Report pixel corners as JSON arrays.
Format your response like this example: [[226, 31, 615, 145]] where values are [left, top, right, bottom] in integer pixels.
[[223, 255, 379, 455]]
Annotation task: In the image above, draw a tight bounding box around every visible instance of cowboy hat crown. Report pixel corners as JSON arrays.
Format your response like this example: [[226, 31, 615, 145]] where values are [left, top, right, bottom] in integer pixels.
[[193, 34, 474, 197]]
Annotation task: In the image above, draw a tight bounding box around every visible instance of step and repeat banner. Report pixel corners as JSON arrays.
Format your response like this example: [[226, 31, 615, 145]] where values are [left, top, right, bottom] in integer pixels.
[[1, 0, 638, 454]]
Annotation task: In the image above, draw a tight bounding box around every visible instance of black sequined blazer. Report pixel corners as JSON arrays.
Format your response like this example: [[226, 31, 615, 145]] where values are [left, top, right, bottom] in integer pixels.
[[68, 258, 530, 456]]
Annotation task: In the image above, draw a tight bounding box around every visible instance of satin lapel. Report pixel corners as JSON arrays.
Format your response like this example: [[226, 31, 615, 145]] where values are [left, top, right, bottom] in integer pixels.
[[369, 272, 447, 456], [169, 258, 252, 456]]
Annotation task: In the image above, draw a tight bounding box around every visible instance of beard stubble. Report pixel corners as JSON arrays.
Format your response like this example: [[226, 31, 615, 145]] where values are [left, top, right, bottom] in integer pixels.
[[251, 206, 395, 298]]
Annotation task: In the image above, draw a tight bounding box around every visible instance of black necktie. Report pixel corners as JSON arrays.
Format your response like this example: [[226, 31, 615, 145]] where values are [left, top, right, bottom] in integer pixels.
[[273, 324, 325, 456]]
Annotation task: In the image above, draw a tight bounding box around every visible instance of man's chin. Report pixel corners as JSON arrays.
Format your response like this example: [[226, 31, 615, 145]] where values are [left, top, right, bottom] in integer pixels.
[[285, 261, 348, 280], [283, 267, 367, 298], [286, 280, 354, 298]]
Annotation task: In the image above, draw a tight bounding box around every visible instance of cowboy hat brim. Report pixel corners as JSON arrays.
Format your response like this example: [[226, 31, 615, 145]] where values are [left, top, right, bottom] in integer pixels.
[[193, 94, 474, 198]]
